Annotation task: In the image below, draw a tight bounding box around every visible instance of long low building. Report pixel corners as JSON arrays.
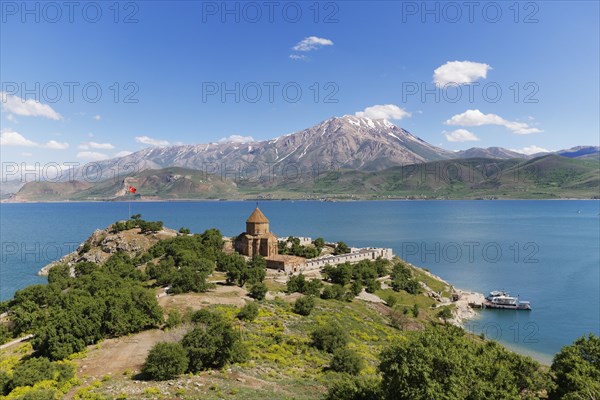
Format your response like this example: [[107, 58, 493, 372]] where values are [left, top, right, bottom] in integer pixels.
[[303, 247, 393, 271], [267, 247, 394, 274]]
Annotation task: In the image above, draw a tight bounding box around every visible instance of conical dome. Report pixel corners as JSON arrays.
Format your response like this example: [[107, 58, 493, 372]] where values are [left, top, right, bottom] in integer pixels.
[[246, 207, 269, 223]]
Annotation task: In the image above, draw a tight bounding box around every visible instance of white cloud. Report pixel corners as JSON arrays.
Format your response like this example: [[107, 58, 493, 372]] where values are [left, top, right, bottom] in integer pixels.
[[135, 136, 170, 147], [78, 141, 115, 150], [0, 129, 69, 149], [20, 152, 33, 157], [355, 104, 411, 120], [444, 129, 480, 142], [44, 140, 69, 150], [114, 150, 133, 158], [93, 114, 101, 121], [445, 109, 542, 135], [511, 145, 551, 155], [289, 54, 308, 61], [6, 114, 17, 122], [218, 135, 255, 144], [433, 61, 492, 87], [0, 130, 38, 146], [292, 36, 334, 52], [76, 151, 109, 161], [0, 92, 63, 120]]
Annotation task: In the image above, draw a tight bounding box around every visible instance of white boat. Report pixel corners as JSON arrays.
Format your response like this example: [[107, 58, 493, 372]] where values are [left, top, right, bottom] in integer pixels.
[[485, 291, 531, 310]]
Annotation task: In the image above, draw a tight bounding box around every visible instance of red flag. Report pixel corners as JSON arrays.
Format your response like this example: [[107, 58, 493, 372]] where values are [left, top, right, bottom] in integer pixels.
[[128, 186, 137, 193]]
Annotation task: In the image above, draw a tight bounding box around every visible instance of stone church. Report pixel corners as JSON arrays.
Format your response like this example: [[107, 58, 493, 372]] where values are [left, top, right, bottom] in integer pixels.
[[234, 206, 278, 258]]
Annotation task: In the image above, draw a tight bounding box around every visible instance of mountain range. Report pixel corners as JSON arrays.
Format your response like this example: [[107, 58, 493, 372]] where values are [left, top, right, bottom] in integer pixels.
[[2, 115, 599, 200]]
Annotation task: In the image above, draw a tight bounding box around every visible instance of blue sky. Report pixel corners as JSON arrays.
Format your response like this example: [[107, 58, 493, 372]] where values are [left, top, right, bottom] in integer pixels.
[[1, 0, 599, 166]]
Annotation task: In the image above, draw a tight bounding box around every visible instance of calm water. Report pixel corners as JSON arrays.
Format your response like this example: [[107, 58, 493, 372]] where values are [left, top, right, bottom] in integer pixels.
[[1, 200, 598, 363]]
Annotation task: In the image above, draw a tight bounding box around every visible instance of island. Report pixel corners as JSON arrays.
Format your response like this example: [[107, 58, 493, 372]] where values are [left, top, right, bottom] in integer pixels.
[[0, 208, 598, 399]]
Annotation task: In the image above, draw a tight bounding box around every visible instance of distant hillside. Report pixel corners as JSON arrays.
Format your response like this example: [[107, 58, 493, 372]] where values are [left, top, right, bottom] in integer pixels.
[[241, 155, 599, 200], [557, 145, 600, 159], [8, 155, 599, 201], [10, 181, 93, 202], [454, 147, 527, 160]]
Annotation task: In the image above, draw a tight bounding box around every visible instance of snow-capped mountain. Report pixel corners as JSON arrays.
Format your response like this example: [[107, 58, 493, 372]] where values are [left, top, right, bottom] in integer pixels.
[[66, 115, 455, 181]]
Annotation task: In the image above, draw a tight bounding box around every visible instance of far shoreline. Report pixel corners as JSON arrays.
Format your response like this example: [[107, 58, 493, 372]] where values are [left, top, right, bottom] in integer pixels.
[[2, 198, 599, 205]]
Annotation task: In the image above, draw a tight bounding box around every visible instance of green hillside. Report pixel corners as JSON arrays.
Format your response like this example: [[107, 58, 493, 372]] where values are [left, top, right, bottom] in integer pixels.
[[8, 156, 599, 201]]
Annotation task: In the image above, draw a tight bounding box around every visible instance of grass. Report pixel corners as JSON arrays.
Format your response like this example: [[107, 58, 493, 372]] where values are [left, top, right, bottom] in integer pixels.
[[82, 294, 418, 399]]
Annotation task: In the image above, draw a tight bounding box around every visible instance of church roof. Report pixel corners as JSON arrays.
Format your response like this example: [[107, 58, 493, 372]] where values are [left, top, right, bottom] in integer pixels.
[[246, 207, 269, 223]]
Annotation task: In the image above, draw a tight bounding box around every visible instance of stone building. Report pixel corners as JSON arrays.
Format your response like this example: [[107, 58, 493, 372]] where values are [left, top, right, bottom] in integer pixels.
[[234, 207, 278, 258], [234, 207, 394, 275]]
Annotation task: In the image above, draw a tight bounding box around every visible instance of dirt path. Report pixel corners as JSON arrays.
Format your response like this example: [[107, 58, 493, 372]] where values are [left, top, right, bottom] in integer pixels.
[[158, 284, 248, 313], [0, 334, 34, 350], [76, 326, 189, 378]]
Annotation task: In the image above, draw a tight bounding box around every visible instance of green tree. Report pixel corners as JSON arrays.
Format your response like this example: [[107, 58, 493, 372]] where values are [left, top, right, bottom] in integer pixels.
[[237, 302, 259, 322], [182, 316, 246, 371], [323, 263, 353, 286], [9, 357, 74, 392], [334, 241, 351, 255], [350, 280, 363, 296], [436, 307, 453, 324], [325, 376, 383, 400], [364, 279, 380, 293], [245, 255, 266, 285], [313, 237, 325, 251], [286, 274, 307, 294], [304, 279, 323, 296], [165, 310, 182, 329], [550, 334, 600, 400], [311, 323, 349, 353], [321, 284, 345, 300], [142, 342, 189, 381], [411, 304, 420, 318], [293, 296, 315, 316], [378, 326, 550, 400], [249, 282, 268, 300], [331, 348, 364, 375], [179, 227, 191, 234], [0, 370, 11, 396], [48, 264, 72, 290]]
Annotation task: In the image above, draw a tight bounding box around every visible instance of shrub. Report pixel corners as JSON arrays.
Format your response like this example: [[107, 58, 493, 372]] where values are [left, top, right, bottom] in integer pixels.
[[350, 280, 363, 296], [79, 241, 92, 255], [330, 348, 364, 375], [378, 326, 551, 400], [333, 241, 351, 255], [286, 274, 307, 294], [550, 334, 600, 399], [304, 279, 323, 296], [249, 282, 268, 300], [182, 317, 246, 371], [364, 279, 380, 293], [390, 262, 421, 294], [165, 310, 182, 329], [179, 227, 190, 234], [237, 302, 259, 322], [324, 375, 382, 400], [293, 296, 315, 316], [311, 323, 349, 353], [384, 294, 397, 308], [142, 342, 189, 380], [8, 357, 75, 392], [190, 309, 223, 325], [321, 284, 345, 300], [412, 304, 420, 318], [436, 307, 452, 323], [0, 370, 11, 396]]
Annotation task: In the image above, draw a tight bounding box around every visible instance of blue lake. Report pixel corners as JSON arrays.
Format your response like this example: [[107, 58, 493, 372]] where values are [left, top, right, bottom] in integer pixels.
[[1, 200, 598, 363]]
